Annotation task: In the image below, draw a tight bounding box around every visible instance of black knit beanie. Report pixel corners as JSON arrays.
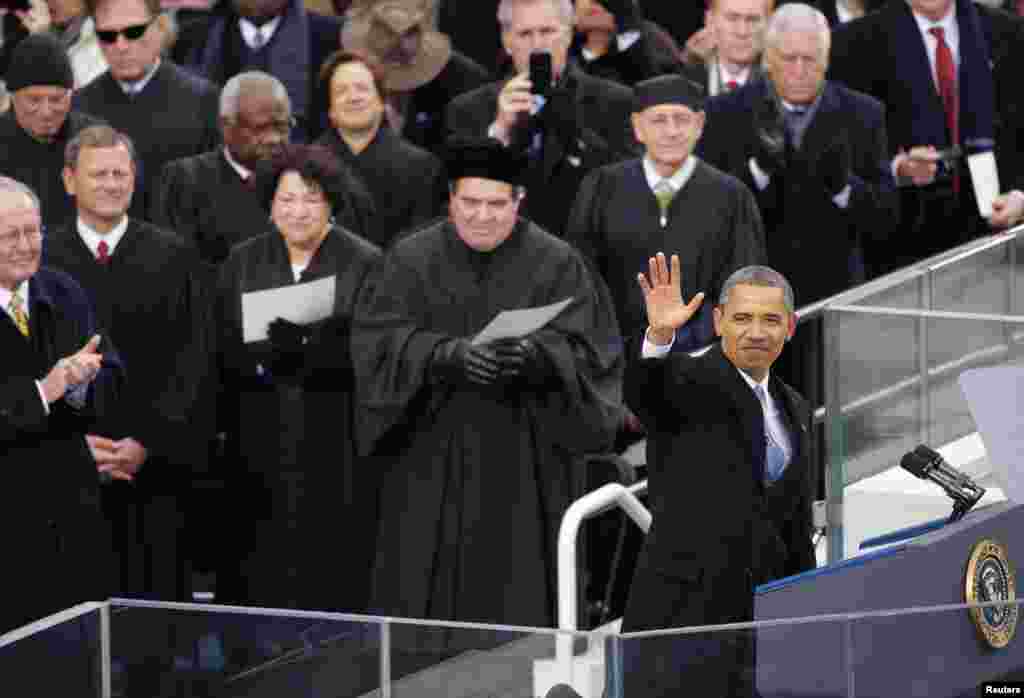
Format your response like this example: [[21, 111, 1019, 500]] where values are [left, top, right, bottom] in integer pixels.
[[6, 34, 75, 92]]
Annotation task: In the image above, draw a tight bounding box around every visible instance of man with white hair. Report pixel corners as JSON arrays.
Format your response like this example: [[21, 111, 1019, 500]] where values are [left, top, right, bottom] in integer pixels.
[[152, 70, 373, 265], [699, 3, 896, 301], [0, 176, 120, 636], [446, 0, 636, 237]]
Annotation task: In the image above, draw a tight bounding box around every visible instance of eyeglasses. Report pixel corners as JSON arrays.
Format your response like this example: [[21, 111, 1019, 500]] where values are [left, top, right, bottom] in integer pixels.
[[96, 18, 155, 44], [0, 226, 45, 249], [227, 116, 297, 136]]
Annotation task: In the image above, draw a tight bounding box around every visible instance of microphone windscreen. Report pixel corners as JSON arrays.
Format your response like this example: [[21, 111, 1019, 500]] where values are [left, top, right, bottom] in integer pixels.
[[900, 450, 930, 478], [544, 685, 583, 698]]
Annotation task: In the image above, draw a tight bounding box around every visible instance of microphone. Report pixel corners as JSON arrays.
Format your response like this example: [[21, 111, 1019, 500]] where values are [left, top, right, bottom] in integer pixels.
[[900, 445, 986, 523]]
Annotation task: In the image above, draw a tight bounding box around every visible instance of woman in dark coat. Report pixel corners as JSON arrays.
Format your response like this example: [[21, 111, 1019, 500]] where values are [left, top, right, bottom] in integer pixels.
[[215, 144, 381, 612]]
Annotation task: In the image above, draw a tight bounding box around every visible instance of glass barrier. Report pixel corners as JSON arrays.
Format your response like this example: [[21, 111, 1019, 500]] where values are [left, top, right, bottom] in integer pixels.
[[101, 599, 593, 698], [0, 602, 106, 697], [5, 598, 1024, 697], [615, 600, 1024, 698], [822, 305, 1024, 557]]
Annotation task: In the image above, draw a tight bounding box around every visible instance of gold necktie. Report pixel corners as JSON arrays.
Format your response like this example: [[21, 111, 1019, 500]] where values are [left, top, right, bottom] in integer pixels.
[[8, 292, 28, 337], [654, 181, 675, 227]]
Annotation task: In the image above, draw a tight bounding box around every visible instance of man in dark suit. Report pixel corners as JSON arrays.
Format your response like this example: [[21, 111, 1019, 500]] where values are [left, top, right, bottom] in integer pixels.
[[621, 255, 815, 696], [828, 0, 1024, 273], [74, 0, 221, 220], [679, 0, 773, 96], [172, 0, 342, 142], [699, 2, 897, 301], [0, 176, 120, 636], [446, 0, 636, 238]]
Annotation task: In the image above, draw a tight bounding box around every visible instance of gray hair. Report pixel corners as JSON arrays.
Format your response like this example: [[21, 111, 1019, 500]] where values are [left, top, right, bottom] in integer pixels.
[[65, 124, 137, 170], [219, 71, 291, 121], [497, 0, 574, 31], [0, 176, 41, 211], [718, 265, 795, 313], [762, 3, 830, 57]]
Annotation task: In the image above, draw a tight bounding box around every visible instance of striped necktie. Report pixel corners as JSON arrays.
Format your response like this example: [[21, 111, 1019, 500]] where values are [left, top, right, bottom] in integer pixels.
[[8, 291, 29, 337]]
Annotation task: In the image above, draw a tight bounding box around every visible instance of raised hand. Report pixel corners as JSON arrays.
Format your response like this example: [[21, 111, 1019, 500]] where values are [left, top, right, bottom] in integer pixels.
[[636, 252, 704, 345], [40, 334, 103, 404]]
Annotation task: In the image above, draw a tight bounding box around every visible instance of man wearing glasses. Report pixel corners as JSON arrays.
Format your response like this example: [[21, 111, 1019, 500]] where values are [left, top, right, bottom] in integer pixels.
[[0, 176, 122, 637], [0, 34, 103, 227], [74, 0, 220, 219]]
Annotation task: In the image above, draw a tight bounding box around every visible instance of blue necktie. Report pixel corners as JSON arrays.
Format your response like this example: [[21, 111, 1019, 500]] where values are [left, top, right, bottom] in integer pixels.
[[755, 384, 788, 483]]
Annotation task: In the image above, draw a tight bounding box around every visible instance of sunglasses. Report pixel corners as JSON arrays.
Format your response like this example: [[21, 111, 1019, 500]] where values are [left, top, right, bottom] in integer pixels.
[[96, 18, 155, 44]]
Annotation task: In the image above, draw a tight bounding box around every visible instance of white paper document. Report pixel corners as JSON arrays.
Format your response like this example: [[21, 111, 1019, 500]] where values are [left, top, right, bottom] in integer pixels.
[[242, 275, 336, 344], [958, 366, 1024, 504], [967, 151, 1000, 218], [471, 297, 574, 346]]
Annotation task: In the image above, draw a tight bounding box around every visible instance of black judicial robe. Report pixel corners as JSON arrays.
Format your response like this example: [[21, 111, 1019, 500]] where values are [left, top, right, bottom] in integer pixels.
[[0, 268, 122, 634], [152, 148, 377, 267], [45, 219, 211, 600], [0, 110, 103, 228], [74, 61, 220, 221], [316, 126, 446, 248], [216, 225, 381, 611], [567, 157, 767, 351], [351, 218, 623, 627]]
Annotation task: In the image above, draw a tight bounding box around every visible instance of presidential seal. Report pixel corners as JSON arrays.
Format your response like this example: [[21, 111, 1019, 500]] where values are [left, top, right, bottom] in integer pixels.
[[965, 539, 1018, 649]]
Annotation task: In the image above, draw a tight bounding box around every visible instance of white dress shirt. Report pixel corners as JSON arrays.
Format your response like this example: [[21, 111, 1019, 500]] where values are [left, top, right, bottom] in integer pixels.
[[642, 155, 698, 196], [239, 16, 282, 50], [118, 57, 161, 96], [911, 3, 960, 90], [223, 146, 254, 181], [708, 57, 753, 97], [640, 335, 794, 465], [78, 215, 130, 258]]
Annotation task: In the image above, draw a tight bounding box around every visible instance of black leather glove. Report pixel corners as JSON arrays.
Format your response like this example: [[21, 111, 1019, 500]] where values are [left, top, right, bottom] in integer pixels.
[[267, 318, 312, 380], [430, 339, 501, 387], [599, 0, 644, 34], [816, 139, 851, 198], [493, 337, 556, 389], [540, 87, 581, 148], [303, 315, 353, 391], [753, 92, 787, 177]]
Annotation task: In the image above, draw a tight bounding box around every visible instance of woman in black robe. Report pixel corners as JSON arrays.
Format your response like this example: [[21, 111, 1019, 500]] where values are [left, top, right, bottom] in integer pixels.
[[215, 144, 381, 613]]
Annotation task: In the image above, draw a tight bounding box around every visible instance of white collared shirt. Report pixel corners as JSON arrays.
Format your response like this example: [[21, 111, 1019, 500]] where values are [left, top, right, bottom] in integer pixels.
[[910, 2, 960, 89], [640, 334, 793, 465], [223, 146, 253, 182], [77, 215, 130, 258], [708, 56, 753, 97], [239, 15, 282, 50], [118, 57, 161, 96], [642, 155, 698, 196]]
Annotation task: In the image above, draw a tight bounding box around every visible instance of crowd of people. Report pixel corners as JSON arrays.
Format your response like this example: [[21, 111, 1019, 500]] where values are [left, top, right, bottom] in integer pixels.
[[2, 0, 1024, 679]]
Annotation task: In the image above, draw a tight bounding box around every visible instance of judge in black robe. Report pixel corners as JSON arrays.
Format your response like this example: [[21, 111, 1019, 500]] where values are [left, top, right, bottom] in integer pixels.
[[316, 51, 446, 249], [73, 59, 221, 220], [567, 75, 767, 354], [351, 139, 623, 628], [45, 220, 210, 600], [215, 144, 381, 611], [44, 125, 213, 603]]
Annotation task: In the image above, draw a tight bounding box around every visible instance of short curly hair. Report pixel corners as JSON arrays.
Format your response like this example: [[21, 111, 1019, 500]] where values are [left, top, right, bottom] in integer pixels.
[[252, 144, 356, 217]]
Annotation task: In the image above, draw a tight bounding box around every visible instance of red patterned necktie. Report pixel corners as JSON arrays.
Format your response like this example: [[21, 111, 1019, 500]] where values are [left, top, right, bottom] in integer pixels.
[[97, 239, 110, 265], [726, 80, 739, 92], [929, 26, 959, 192]]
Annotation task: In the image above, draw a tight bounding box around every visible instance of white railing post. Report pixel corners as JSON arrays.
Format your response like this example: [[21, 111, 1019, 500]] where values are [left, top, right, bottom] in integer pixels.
[[555, 481, 651, 688]]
